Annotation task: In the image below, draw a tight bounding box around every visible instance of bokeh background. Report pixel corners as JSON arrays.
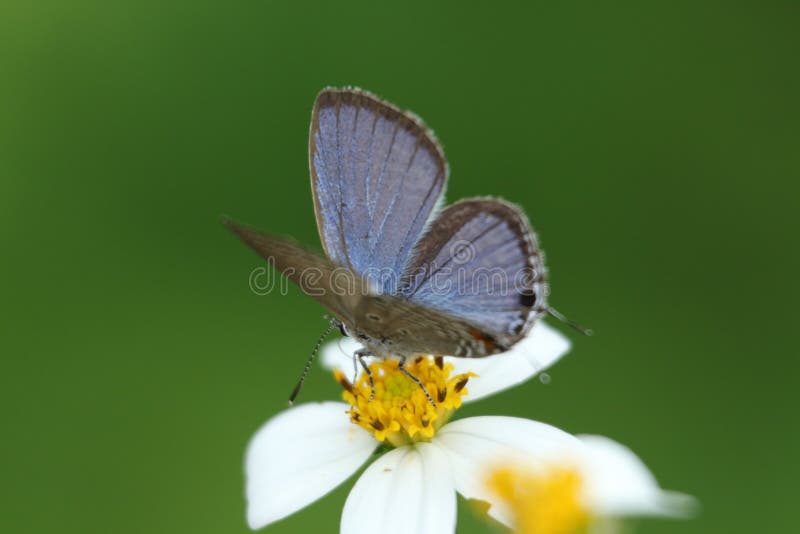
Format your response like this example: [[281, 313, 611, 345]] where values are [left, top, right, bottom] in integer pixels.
[[2, 1, 798, 533]]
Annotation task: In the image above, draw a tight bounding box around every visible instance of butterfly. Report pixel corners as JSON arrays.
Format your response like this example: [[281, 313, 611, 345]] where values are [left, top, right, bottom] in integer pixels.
[[224, 87, 569, 404]]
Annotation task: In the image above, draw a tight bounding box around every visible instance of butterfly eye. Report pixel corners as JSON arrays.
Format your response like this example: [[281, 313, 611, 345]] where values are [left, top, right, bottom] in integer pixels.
[[366, 313, 382, 322], [338, 323, 350, 337]]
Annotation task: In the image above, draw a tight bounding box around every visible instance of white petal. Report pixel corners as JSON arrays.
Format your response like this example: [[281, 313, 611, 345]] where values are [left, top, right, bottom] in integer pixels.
[[341, 443, 456, 534], [435, 416, 583, 526], [245, 402, 377, 529], [319, 337, 363, 374], [448, 321, 571, 402], [577, 435, 698, 518]]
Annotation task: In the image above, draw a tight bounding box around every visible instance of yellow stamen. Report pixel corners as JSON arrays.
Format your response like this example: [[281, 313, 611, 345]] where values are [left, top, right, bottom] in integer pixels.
[[486, 465, 590, 534], [334, 356, 475, 447]]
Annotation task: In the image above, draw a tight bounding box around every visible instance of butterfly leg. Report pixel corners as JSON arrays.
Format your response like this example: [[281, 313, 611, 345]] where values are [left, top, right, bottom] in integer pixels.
[[355, 349, 376, 401], [398, 356, 437, 407], [351, 351, 359, 385]]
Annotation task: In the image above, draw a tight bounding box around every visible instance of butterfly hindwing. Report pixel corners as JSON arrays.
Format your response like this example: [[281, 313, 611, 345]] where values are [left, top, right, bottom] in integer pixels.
[[399, 198, 547, 343], [354, 293, 515, 358]]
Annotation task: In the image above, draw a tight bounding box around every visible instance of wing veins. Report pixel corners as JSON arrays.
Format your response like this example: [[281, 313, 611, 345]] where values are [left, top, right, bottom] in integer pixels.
[[367, 120, 401, 255], [333, 98, 354, 271], [365, 106, 379, 220], [404, 219, 505, 298]]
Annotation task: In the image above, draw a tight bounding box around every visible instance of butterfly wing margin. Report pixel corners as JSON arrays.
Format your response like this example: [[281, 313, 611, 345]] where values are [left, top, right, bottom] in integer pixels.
[[309, 88, 448, 293], [399, 198, 548, 343]]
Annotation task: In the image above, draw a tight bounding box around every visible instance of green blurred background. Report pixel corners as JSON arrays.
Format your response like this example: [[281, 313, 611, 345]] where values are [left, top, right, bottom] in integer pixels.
[[2, 1, 798, 533]]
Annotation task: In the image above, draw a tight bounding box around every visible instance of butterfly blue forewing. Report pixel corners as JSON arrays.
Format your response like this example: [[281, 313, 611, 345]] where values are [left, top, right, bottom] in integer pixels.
[[309, 88, 447, 294]]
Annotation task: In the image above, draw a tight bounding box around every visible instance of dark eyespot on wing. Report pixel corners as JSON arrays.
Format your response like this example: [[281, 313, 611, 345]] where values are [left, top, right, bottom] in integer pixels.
[[519, 292, 536, 307]]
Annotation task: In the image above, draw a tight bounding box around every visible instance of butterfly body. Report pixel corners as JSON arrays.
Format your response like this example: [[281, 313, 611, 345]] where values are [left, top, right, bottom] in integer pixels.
[[225, 87, 549, 366]]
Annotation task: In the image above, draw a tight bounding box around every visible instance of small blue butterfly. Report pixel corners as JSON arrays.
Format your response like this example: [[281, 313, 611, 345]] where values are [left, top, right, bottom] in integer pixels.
[[224, 88, 559, 403]]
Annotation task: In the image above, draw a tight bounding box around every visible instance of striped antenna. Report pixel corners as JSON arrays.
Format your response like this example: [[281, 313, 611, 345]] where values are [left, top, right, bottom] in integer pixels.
[[288, 318, 339, 405]]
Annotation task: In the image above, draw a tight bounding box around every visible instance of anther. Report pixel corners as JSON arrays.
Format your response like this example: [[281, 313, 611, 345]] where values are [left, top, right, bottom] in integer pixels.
[[370, 420, 385, 431], [334, 371, 354, 395], [454, 376, 470, 393]]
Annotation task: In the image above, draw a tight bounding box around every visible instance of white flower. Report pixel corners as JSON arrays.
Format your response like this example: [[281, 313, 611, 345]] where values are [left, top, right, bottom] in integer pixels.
[[479, 435, 697, 533], [244, 321, 693, 533], [245, 321, 569, 532]]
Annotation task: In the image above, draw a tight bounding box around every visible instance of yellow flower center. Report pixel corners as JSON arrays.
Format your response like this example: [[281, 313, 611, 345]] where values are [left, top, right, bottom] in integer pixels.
[[486, 465, 590, 534], [334, 356, 475, 447]]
